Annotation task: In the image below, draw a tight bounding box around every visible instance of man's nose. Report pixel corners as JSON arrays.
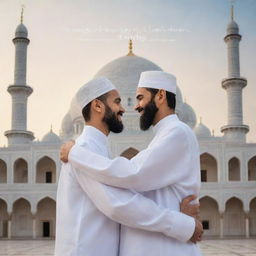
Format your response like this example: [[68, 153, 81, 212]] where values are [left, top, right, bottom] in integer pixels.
[[120, 104, 125, 113], [134, 103, 139, 111]]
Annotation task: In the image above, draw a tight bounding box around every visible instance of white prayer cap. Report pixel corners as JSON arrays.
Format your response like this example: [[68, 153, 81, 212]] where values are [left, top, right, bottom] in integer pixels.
[[76, 77, 116, 108], [138, 71, 176, 94]]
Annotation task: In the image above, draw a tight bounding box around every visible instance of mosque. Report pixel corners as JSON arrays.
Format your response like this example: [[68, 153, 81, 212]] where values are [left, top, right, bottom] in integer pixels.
[[0, 7, 255, 239]]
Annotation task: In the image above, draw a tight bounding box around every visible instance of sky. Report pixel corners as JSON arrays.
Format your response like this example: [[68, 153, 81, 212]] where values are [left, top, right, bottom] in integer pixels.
[[0, 0, 255, 145]]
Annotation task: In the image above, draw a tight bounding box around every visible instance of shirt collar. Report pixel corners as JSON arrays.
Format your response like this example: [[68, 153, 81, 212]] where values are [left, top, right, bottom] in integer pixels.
[[80, 125, 108, 148], [152, 114, 178, 135]]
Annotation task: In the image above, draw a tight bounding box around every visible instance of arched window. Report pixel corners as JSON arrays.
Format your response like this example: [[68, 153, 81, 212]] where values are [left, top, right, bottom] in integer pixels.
[[200, 153, 218, 182], [12, 198, 32, 237], [0, 159, 7, 183], [0, 199, 8, 237], [224, 197, 245, 236], [249, 198, 256, 236], [228, 157, 240, 181], [199, 196, 219, 236], [13, 158, 28, 183], [36, 157, 56, 183], [248, 156, 256, 181], [36, 197, 56, 238]]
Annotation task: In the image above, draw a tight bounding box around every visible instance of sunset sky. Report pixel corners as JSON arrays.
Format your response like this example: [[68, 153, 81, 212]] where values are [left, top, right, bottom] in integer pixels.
[[0, 0, 255, 145]]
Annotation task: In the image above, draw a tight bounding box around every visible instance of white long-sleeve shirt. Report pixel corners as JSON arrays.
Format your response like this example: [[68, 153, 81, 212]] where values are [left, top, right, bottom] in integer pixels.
[[68, 114, 201, 256], [55, 124, 196, 256]]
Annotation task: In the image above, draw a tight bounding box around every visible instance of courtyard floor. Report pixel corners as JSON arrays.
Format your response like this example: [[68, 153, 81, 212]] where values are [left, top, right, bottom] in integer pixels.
[[0, 239, 255, 255]]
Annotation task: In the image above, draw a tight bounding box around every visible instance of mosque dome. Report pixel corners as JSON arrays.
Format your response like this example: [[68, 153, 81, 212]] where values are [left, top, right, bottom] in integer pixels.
[[42, 129, 61, 144], [94, 55, 162, 95], [179, 102, 197, 129], [15, 23, 28, 38], [194, 121, 211, 138], [227, 20, 239, 35], [94, 57, 183, 107]]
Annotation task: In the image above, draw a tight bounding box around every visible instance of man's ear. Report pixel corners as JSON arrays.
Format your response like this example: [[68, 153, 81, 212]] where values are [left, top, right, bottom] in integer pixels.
[[156, 89, 166, 104], [91, 99, 105, 113]]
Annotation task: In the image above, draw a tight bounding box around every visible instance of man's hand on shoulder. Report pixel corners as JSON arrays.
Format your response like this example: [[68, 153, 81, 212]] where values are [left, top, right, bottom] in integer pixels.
[[60, 140, 75, 163]]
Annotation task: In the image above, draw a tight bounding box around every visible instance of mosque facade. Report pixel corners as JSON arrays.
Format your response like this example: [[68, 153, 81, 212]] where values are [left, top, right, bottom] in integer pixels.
[[0, 8, 255, 239]]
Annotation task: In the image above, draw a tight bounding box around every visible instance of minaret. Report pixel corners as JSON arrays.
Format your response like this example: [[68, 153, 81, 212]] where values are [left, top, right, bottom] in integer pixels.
[[220, 5, 249, 142], [4, 7, 34, 146]]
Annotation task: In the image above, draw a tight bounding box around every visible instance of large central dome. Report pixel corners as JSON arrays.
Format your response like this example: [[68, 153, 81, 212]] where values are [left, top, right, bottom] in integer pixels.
[[94, 55, 162, 95]]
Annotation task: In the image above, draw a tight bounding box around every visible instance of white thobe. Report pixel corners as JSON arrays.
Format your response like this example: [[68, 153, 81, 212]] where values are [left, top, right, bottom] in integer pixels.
[[55, 125, 196, 256], [68, 114, 201, 256]]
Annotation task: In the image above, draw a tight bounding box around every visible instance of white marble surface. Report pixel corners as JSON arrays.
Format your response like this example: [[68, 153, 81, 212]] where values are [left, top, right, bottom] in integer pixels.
[[0, 239, 255, 255]]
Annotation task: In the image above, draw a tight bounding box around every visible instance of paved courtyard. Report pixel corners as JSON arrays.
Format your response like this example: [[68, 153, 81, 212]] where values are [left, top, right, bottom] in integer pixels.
[[0, 239, 255, 256]]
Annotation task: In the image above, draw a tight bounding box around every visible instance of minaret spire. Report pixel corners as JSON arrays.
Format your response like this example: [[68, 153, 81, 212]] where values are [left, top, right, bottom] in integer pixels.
[[231, 4, 234, 21], [21, 5, 25, 24], [220, 5, 249, 142]]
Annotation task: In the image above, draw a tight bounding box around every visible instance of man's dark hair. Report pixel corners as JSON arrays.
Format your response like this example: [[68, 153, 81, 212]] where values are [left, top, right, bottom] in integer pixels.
[[82, 92, 109, 122], [145, 88, 176, 110]]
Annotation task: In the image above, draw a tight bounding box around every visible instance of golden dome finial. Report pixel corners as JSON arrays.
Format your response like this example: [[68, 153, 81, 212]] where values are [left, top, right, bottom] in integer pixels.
[[50, 124, 53, 132], [21, 4, 25, 24], [127, 39, 135, 56]]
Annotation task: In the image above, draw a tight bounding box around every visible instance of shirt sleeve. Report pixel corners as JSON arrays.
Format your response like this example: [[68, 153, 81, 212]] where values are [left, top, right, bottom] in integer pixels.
[[69, 126, 192, 192], [73, 166, 195, 242]]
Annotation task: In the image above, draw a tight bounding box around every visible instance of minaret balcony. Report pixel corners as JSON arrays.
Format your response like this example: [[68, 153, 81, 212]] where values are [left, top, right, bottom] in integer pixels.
[[7, 85, 33, 96], [221, 77, 247, 90]]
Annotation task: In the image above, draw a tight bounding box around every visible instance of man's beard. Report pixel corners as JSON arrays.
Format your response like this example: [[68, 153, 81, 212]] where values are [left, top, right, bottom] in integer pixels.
[[103, 105, 124, 133], [139, 99, 158, 131]]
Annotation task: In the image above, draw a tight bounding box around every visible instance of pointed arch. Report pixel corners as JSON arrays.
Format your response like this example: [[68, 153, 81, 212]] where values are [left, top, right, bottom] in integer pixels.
[[0, 198, 8, 237], [12, 198, 32, 237], [248, 156, 256, 181], [224, 197, 245, 236], [0, 159, 7, 183], [228, 157, 240, 181], [200, 153, 218, 182], [249, 197, 256, 236], [36, 197, 56, 238], [36, 156, 56, 183], [199, 196, 219, 236], [13, 158, 28, 183]]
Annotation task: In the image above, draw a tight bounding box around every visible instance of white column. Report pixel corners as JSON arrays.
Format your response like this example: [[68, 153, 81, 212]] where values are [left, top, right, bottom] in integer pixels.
[[220, 213, 224, 238], [7, 161, 12, 184], [245, 214, 250, 238], [32, 216, 36, 239], [0, 221, 3, 237], [8, 219, 12, 239]]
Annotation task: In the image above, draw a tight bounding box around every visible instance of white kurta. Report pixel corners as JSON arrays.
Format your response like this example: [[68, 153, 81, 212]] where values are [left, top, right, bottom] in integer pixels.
[[55, 125, 196, 256], [69, 114, 201, 256]]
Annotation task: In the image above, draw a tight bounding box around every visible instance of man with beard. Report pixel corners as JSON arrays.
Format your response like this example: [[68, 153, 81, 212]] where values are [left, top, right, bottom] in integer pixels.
[[60, 71, 202, 256], [55, 77, 202, 256]]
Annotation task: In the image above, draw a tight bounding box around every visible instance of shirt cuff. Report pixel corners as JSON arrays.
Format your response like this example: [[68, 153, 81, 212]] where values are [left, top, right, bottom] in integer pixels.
[[68, 144, 79, 163], [166, 211, 195, 242]]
